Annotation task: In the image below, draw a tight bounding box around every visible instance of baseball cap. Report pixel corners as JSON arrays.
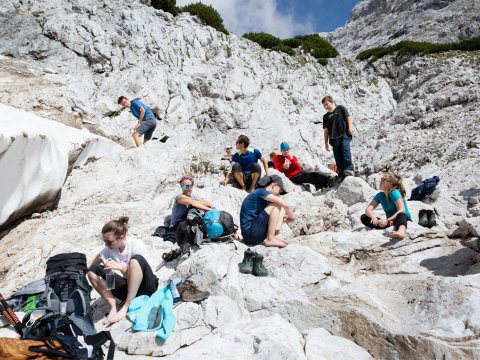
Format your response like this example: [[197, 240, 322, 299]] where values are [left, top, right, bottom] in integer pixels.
[[257, 175, 287, 195], [280, 142, 290, 151]]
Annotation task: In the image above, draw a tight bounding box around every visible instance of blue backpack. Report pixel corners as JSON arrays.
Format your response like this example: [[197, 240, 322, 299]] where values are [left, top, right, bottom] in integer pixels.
[[410, 176, 440, 201], [203, 210, 237, 239]]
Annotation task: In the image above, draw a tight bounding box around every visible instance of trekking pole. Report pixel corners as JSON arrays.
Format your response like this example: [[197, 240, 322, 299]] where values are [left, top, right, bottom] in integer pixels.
[[0, 292, 23, 335]]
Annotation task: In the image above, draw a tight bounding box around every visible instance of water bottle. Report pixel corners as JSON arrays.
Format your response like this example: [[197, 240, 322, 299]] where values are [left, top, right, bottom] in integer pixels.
[[106, 268, 115, 290]]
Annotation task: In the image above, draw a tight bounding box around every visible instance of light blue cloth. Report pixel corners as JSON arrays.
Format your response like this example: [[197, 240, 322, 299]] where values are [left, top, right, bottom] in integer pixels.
[[127, 286, 176, 341], [373, 189, 412, 220]]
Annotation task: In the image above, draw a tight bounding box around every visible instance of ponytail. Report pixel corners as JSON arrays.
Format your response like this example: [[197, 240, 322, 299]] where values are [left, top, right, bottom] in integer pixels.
[[385, 171, 406, 198], [102, 216, 129, 237]]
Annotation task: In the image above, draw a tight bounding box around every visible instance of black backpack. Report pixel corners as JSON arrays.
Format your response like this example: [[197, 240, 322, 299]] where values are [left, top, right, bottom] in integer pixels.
[[410, 176, 440, 201], [22, 311, 114, 359], [44, 253, 93, 325], [219, 211, 238, 236]]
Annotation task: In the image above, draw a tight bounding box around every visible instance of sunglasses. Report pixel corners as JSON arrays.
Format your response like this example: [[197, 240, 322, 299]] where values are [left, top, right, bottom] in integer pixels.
[[103, 238, 116, 246], [380, 178, 391, 183], [181, 184, 194, 190]]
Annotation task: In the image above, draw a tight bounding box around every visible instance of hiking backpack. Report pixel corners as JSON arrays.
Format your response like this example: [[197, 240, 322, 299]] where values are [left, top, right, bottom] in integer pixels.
[[203, 210, 238, 239], [44, 253, 93, 325], [409, 176, 440, 201]]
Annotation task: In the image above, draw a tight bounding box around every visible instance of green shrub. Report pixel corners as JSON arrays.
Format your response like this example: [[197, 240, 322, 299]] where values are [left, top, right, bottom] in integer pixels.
[[243, 32, 283, 49], [317, 58, 328, 66], [271, 45, 295, 56], [294, 34, 338, 59], [282, 37, 302, 48], [151, 0, 178, 15], [179, 2, 228, 34], [357, 36, 480, 62]]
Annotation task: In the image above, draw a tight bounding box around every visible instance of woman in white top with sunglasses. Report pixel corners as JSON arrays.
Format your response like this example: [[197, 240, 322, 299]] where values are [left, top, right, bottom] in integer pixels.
[[169, 175, 213, 231]]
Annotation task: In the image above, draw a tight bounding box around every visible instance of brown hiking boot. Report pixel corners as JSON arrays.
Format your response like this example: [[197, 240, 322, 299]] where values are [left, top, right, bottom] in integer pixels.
[[177, 280, 210, 302]]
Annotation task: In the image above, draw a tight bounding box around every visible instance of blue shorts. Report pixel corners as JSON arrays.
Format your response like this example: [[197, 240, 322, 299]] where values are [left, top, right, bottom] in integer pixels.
[[137, 116, 157, 140], [242, 210, 269, 245]]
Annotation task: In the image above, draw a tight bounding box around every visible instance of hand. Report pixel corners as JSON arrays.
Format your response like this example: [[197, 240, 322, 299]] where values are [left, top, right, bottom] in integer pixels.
[[370, 216, 379, 226], [104, 260, 122, 271], [283, 162, 290, 170], [348, 129, 353, 136], [265, 170, 270, 176], [219, 179, 226, 185], [287, 212, 296, 222], [325, 144, 330, 151], [378, 219, 389, 228], [134, 123, 140, 130]]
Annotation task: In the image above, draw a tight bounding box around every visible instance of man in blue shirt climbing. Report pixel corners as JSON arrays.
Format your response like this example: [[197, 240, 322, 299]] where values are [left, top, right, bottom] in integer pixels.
[[231, 134, 270, 193], [118, 96, 157, 147]]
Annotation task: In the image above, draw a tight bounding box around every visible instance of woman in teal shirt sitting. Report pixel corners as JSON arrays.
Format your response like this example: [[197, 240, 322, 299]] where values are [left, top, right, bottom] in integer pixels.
[[361, 172, 411, 239]]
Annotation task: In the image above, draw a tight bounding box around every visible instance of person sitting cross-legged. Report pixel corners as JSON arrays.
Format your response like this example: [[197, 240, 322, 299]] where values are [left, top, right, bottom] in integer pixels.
[[361, 172, 412, 239], [231, 134, 270, 193], [274, 142, 336, 190], [87, 216, 159, 324], [240, 175, 295, 248]]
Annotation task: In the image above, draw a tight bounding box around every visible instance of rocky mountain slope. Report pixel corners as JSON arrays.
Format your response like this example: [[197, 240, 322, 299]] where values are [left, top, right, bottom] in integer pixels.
[[0, 0, 479, 358], [325, 0, 480, 56]]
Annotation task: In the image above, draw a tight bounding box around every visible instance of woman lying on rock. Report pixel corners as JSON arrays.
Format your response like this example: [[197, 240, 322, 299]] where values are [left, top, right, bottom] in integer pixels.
[[87, 216, 158, 324], [361, 172, 412, 239], [273, 142, 336, 190]]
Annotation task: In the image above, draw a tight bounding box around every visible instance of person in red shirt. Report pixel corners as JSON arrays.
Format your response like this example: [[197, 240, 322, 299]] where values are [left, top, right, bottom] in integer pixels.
[[274, 142, 336, 190]]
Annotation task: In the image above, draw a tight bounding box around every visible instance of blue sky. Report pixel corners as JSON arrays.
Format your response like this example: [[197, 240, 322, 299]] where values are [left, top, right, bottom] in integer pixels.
[[176, 0, 362, 38]]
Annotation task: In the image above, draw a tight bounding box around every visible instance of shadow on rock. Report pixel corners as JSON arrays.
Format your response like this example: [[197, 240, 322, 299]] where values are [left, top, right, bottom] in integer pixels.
[[420, 247, 477, 276]]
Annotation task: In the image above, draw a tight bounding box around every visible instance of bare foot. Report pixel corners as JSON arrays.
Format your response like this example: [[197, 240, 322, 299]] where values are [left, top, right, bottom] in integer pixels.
[[386, 230, 405, 239], [247, 187, 255, 193], [106, 306, 128, 324], [264, 239, 288, 248], [103, 307, 118, 325]]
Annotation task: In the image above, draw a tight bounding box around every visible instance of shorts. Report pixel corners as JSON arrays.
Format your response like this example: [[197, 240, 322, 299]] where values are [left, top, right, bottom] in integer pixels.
[[136, 116, 157, 140], [242, 210, 269, 245], [88, 255, 158, 301]]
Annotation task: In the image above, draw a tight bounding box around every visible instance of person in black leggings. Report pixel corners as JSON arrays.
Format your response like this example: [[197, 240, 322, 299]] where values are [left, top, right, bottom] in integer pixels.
[[361, 172, 412, 239], [273, 142, 336, 190]]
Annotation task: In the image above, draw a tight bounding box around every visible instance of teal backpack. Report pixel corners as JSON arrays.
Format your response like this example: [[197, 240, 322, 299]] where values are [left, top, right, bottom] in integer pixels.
[[203, 210, 237, 239]]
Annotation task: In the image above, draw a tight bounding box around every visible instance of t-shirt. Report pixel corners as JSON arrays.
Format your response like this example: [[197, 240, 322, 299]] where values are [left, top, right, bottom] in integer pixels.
[[99, 237, 152, 277], [130, 100, 154, 120], [373, 189, 412, 220], [232, 149, 263, 173], [240, 188, 271, 233], [273, 155, 302, 179], [170, 193, 196, 228], [322, 105, 350, 139]]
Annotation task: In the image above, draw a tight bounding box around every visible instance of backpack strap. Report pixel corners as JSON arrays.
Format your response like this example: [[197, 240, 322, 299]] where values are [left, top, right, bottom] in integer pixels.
[[86, 331, 115, 360]]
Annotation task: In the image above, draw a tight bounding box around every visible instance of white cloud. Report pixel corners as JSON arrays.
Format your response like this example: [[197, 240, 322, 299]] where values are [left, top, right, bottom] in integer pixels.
[[176, 0, 315, 38]]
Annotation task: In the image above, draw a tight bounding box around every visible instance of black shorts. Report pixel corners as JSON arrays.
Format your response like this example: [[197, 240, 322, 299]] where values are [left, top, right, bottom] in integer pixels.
[[88, 255, 158, 301]]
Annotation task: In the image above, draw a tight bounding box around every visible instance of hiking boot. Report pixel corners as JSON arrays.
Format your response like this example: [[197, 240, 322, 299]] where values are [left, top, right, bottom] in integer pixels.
[[177, 280, 210, 302], [343, 169, 355, 177], [418, 210, 429, 227], [238, 248, 255, 274], [426, 210, 437, 228], [252, 254, 268, 277]]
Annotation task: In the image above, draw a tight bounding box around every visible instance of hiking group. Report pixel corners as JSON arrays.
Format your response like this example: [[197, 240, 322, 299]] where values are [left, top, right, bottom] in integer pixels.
[[0, 93, 419, 355]]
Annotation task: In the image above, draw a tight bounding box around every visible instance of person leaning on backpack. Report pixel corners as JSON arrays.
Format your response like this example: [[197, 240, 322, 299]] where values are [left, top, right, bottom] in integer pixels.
[[87, 216, 159, 324], [322, 96, 355, 178]]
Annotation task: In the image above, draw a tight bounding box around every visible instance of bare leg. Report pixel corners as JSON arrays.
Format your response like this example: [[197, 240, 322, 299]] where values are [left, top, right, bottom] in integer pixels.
[[87, 272, 117, 324], [263, 204, 288, 248], [133, 131, 142, 147], [143, 138, 150, 144], [248, 172, 260, 193], [386, 225, 406, 239], [233, 172, 246, 191], [107, 259, 143, 323]]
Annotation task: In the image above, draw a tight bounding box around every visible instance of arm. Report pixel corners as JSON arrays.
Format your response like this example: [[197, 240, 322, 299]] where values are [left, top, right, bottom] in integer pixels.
[[324, 128, 330, 151], [261, 157, 270, 176], [365, 200, 379, 225], [177, 194, 212, 211], [265, 194, 295, 220], [223, 164, 233, 185], [86, 253, 101, 269], [386, 198, 406, 223], [346, 115, 353, 136], [273, 156, 283, 173], [289, 156, 302, 173]]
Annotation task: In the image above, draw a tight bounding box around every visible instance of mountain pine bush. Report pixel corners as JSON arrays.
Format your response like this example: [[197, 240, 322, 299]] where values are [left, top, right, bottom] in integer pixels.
[[151, 0, 178, 15], [179, 2, 228, 34]]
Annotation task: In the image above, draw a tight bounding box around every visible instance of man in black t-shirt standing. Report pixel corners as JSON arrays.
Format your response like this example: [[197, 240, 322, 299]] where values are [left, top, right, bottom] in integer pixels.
[[321, 96, 355, 177]]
